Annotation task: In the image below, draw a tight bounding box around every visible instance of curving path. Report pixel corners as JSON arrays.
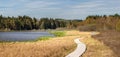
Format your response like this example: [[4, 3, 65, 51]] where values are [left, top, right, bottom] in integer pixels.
[[66, 38, 86, 57]]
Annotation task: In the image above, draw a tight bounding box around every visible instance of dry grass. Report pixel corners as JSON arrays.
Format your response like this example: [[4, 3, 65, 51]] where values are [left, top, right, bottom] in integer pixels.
[[0, 30, 118, 57], [81, 34, 117, 57], [93, 31, 120, 57], [66, 31, 117, 57], [0, 31, 80, 57]]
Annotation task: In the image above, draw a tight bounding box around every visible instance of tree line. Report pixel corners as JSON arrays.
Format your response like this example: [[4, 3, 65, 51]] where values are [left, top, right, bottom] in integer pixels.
[[0, 15, 82, 31], [78, 13, 120, 31], [0, 13, 120, 31]]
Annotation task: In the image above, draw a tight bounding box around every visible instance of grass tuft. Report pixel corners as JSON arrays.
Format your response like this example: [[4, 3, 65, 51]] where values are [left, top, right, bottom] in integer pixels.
[[50, 31, 66, 37]]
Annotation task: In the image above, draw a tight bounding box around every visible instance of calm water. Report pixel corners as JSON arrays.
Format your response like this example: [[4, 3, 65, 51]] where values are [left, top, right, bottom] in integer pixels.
[[0, 31, 54, 41]]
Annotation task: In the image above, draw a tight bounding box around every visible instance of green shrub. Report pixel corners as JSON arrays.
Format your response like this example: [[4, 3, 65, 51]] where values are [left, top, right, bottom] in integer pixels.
[[36, 31, 66, 41], [51, 31, 66, 37]]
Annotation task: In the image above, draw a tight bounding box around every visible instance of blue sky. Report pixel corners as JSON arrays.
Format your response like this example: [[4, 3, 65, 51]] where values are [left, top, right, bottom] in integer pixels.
[[0, 0, 120, 19]]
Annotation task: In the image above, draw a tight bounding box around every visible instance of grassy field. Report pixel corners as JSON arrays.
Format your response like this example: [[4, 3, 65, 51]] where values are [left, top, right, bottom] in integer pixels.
[[0, 30, 118, 57], [81, 34, 117, 57], [0, 30, 78, 57], [93, 31, 120, 57]]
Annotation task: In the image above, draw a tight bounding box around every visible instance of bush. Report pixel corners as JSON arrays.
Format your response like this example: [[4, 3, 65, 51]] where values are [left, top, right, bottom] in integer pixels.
[[51, 31, 66, 37], [79, 24, 96, 31]]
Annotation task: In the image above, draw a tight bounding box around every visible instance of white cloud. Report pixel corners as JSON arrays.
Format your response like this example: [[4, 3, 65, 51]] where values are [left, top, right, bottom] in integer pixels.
[[71, 1, 104, 9], [0, 0, 120, 19], [24, 1, 59, 9], [72, 4, 104, 8]]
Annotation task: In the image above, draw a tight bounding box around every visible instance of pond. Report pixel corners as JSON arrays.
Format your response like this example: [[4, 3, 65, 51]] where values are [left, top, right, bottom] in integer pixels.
[[0, 31, 54, 42]]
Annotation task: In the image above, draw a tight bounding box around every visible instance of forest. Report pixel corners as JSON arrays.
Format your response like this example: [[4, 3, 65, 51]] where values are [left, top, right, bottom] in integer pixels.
[[0, 14, 120, 31], [0, 15, 82, 31]]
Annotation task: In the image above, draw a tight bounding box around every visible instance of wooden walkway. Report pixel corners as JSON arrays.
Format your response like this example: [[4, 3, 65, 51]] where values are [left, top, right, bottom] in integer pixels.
[[66, 38, 86, 57]]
